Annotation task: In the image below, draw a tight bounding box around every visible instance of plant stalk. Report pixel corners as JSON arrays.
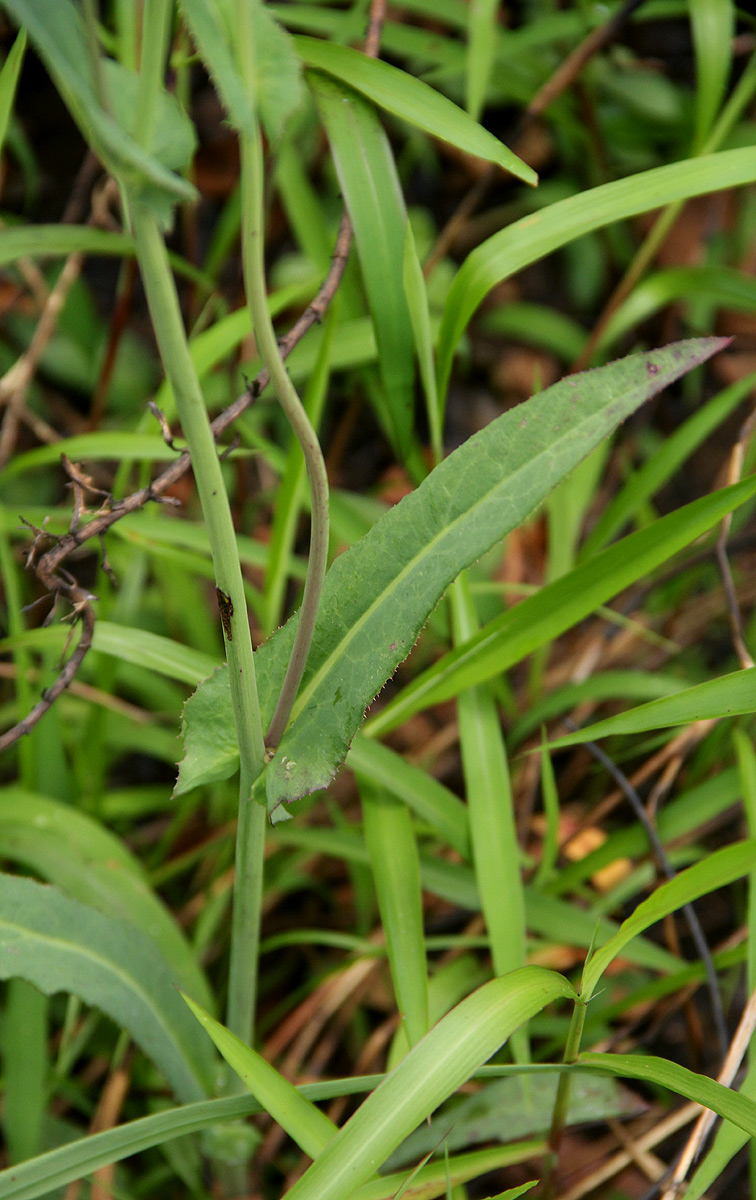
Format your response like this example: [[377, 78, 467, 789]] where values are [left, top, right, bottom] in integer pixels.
[[237, 14, 330, 755], [130, 204, 267, 1047], [542, 998, 586, 1199]]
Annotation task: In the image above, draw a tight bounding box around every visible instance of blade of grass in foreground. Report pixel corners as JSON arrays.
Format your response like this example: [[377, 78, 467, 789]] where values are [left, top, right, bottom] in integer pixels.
[[282, 969, 575, 1200]]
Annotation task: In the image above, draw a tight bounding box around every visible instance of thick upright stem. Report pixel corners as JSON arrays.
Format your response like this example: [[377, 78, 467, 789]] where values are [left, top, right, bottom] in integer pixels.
[[131, 204, 267, 1046]]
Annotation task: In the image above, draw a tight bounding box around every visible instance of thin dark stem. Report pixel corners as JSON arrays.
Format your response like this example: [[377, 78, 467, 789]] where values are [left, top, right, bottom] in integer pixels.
[[564, 719, 728, 1060]]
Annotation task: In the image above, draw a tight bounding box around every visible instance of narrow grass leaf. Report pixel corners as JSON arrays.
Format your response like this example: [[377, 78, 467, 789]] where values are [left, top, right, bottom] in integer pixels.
[[541, 668, 756, 753], [404, 219, 442, 460], [347, 735, 469, 860], [256, 339, 725, 808], [684, 1064, 756, 1200], [450, 575, 526, 1018], [355, 1147, 542, 1200], [0, 27, 25, 152], [0, 788, 214, 1011], [436, 148, 756, 397], [366, 474, 756, 734], [581, 1051, 756, 1139], [690, 0, 734, 147], [282, 969, 576, 1200], [359, 780, 430, 1047], [309, 71, 415, 457], [511, 671, 686, 746], [0, 874, 214, 1101], [467, 0, 499, 121], [294, 35, 536, 184], [181, 994, 337, 1157], [581, 840, 756, 999], [581, 370, 756, 557]]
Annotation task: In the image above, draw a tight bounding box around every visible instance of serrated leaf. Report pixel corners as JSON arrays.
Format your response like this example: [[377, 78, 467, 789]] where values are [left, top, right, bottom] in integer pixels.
[[0, 874, 214, 1101], [175, 339, 728, 806], [294, 35, 536, 185]]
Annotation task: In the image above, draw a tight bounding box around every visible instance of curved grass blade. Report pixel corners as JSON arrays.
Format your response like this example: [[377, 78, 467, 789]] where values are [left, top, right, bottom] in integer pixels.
[[541, 668, 756, 754], [0, 27, 26, 152], [182, 994, 338, 1158], [365, 473, 756, 735], [294, 35, 536, 184], [580, 1050, 756, 1140], [283, 968, 575, 1200], [0, 788, 214, 1011], [581, 839, 756, 1000], [309, 70, 415, 457], [436, 147, 756, 398], [0, 874, 215, 1102]]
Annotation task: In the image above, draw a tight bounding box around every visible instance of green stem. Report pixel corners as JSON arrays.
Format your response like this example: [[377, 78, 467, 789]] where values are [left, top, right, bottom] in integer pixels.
[[542, 998, 586, 1199], [237, 18, 330, 754], [130, 203, 267, 1046]]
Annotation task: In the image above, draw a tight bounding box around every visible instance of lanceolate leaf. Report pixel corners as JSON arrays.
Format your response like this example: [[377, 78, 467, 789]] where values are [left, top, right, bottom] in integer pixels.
[[176, 339, 728, 807], [294, 35, 536, 185], [309, 70, 415, 457], [0, 874, 214, 1102]]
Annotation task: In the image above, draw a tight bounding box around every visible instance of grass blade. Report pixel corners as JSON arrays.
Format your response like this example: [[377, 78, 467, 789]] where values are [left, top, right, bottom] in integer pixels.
[[294, 35, 536, 184], [542, 668, 756, 753], [359, 780, 430, 1048], [581, 840, 756, 999], [436, 148, 756, 398], [309, 70, 415, 457]]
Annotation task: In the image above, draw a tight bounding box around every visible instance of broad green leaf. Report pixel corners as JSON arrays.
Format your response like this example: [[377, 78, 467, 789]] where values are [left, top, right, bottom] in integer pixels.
[[294, 35, 536, 185], [309, 71, 415, 457], [176, 338, 728, 806], [436, 147, 756, 398], [366, 473, 756, 734], [0, 27, 25, 153], [541, 668, 756, 753], [0, 788, 214, 1011], [282, 969, 575, 1200], [581, 840, 756, 999], [0, 874, 214, 1102], [182, 994, 338, 1157], [359, 781, 430, 1048], [580, 1050, 756, 1140]]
